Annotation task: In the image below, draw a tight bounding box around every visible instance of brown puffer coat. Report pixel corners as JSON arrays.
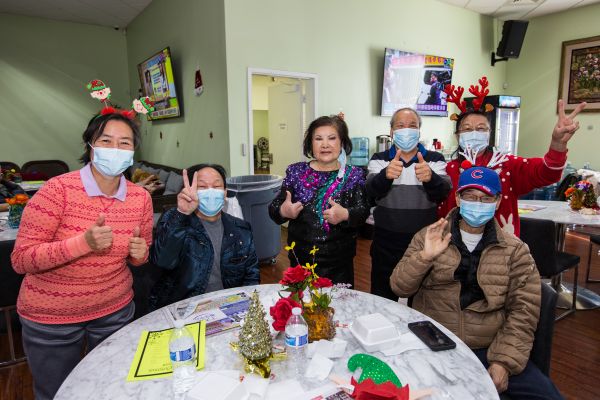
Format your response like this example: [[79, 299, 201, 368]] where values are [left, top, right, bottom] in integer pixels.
[[390, 209, 541, 375]]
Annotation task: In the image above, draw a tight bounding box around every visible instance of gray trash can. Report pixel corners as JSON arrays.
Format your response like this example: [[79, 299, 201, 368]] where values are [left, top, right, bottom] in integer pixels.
[[227, 175, 283, 263]]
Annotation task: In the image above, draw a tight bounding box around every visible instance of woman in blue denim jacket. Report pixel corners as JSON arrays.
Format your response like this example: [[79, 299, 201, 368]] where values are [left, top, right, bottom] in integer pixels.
[[149, 164, 259, 310]]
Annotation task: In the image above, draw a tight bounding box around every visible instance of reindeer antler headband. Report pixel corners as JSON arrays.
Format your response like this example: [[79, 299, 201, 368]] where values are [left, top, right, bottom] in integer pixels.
[[443, 76, 494, 121], [87, 79, 155, 119]]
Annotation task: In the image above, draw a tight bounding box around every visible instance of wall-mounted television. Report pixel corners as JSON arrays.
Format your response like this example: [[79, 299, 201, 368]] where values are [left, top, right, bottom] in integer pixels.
[[137, 47, 181, 120], [381, 48, 454, 117]]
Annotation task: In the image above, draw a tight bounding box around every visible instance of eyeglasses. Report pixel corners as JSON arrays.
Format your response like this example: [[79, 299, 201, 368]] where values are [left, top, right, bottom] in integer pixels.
[[459, 193, 498, 203], [457, 125, 489, 134]]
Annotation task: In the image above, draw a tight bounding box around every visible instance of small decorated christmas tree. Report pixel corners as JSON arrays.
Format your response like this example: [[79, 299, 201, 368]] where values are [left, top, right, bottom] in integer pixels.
[[239, 290, 272, 362]]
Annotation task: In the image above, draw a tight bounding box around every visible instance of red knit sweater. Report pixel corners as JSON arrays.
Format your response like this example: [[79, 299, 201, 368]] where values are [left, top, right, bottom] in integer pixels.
[[11, 171, 153, 324]]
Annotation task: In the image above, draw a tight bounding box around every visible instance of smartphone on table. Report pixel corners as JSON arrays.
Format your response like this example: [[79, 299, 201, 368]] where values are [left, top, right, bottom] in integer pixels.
[[408, 320, 456, 351]]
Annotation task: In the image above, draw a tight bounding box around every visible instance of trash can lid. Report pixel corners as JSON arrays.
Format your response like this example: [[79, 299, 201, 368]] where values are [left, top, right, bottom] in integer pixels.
[[227, 175, 282, 192]]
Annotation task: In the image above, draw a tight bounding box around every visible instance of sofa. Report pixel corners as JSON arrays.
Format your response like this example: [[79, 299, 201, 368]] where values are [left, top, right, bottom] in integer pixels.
[[130, 160, 184, 213]]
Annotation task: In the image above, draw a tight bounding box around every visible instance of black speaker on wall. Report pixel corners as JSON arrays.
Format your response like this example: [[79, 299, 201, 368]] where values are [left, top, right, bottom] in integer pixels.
[[491, 20, 529, 66]]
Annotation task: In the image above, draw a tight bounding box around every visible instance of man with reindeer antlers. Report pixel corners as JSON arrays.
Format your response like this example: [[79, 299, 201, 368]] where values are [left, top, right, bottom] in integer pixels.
[[438, 76, 586, 236]]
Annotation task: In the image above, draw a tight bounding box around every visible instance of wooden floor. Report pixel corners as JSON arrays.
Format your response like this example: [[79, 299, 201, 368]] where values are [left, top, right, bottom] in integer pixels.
[[1, 227, 599, 399]]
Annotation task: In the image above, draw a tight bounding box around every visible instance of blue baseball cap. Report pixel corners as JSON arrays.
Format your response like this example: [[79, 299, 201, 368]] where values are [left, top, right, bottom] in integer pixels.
[[457, 167, 501, 196]]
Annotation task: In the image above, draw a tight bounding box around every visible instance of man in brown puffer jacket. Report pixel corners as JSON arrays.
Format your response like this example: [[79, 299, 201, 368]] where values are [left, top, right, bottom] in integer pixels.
[[391, 166, 563, 400]]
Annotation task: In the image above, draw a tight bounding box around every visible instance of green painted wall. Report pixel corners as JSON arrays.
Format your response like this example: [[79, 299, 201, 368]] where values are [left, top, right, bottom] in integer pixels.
[[0, 13, 129, 170], [224, 0, 507, 175], [253, 110, 269, 144], [506, 3, 600, 169], [126, 0, 230, 172]]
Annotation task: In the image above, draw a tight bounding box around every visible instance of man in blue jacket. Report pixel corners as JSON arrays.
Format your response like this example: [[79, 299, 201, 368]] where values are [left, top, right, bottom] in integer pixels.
[[149, 164, 259, 310]]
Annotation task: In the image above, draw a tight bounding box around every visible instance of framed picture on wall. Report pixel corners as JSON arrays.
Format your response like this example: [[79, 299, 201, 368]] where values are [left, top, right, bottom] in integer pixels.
[[558, 35, 600, 112]]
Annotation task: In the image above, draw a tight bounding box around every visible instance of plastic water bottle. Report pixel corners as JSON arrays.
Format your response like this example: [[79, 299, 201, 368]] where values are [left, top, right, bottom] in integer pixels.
[[285, 307, 308, 375], [169, 319, 197, 394]]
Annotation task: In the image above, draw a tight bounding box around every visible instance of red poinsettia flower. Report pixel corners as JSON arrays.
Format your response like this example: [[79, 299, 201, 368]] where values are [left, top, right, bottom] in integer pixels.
[[279, 265, 310, 285], [312, 277, 333, 289], [269, 297, 302, 331]]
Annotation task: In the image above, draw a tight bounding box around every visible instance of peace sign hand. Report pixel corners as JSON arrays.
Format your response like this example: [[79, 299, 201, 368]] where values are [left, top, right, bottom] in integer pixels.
[[177, 169, 199, 215], [551, 99, 586, 151]]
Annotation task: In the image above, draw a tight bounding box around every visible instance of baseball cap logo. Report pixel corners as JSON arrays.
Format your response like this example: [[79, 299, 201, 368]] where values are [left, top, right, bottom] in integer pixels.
[[471, 169, 484, 179]]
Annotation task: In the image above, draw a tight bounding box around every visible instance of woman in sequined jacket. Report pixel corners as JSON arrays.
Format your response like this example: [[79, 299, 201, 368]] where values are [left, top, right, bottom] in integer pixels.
[[269, 115, 370, 286]]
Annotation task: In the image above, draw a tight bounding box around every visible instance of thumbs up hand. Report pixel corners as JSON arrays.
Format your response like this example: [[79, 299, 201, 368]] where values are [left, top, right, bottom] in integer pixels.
[[129, 226, 147, 260], [414, 152, 432, 182], [280, 190, 304, 220], [386, 149, 404, 180], [323, 197, 349, 226], [84, 214, 113, 251]]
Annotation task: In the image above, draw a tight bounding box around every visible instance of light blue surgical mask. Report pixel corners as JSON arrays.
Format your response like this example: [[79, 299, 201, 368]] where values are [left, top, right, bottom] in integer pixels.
[[90, 145, 134, 177], [458, 131, 490, 153], [459, 199, 497, 227], [393, 128, 420, 152], [197, 188, 225, 217]]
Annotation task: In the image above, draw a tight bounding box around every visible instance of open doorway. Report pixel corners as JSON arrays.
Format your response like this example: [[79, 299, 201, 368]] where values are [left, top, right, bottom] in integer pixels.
[[247, 68, 318, 176]]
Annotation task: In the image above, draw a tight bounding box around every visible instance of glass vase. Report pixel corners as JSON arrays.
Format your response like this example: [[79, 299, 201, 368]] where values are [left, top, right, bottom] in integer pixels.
[[8, 204, 25, 228], [303, 306, 336, 342]]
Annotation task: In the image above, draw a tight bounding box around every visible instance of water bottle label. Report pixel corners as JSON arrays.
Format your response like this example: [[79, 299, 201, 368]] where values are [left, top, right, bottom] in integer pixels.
[[285, 333, 308, 347], [169, 344, 196, 362]]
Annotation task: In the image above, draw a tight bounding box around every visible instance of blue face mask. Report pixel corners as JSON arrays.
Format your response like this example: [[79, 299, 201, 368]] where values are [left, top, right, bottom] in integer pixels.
[[459, 199, 497, 227], [458, 131, 490, 153], [90, 145, 134, 177], [393, 128, 420, 152], [197, 188, 225, 217]]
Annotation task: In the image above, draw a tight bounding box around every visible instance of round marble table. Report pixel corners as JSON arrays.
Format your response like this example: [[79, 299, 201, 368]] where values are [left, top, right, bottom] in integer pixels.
[[55, 284, 498, 400]]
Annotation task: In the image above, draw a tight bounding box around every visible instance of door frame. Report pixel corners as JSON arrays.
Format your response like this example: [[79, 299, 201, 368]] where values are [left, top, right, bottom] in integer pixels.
[[247, 68, 318, 174]]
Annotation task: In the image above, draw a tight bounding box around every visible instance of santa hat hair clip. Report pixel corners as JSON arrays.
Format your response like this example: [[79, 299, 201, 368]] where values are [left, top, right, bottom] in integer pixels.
[[87, 79, 154, 120]]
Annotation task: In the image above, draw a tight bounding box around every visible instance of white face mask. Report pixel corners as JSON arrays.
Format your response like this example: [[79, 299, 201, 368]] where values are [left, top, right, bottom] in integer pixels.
[[90, 144, 134, 177], [458, 131, 490, 153]]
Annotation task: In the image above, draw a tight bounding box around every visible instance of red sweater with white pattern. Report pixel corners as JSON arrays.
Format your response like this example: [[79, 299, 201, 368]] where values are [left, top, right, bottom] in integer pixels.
[[438, 148, 567, 237], [11, 171, 153, 324]]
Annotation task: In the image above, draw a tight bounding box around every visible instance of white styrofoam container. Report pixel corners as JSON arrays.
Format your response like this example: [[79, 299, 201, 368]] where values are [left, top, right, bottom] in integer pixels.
[[349, 313, 401, 352]]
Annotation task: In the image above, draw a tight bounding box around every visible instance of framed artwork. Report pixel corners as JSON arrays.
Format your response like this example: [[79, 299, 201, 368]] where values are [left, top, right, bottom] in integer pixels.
[[558, 35, 600, 112]]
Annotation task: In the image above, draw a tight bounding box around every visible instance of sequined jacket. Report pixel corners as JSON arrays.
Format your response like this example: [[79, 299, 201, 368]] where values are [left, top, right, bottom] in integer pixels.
[[269, 162, 369, 271]]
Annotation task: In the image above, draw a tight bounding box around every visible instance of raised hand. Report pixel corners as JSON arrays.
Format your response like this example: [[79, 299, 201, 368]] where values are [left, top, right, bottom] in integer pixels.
[[177, 169, 199, 215], [129, 226, 147, 260], [414, 152, 432, 182], [280, 190, 304, 219], [84, 214, 113, 251], [386, 149, 403, 180], [551, 99, 586, 151], [420, 218, 451, 262], [323, 198, 349, 225]]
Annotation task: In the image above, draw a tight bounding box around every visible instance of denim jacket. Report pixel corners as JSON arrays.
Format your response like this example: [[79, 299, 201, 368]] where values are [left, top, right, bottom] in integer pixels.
[[149, 208, 259, 310]]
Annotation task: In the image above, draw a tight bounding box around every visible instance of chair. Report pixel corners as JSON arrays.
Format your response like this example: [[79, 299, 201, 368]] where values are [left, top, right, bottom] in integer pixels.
[[500, 284, 558, 400], [21, 159, 69, 180], [520, 218, 580, 321], [530, 283, 558, 376], [585, 234, 600, 283], [0, 161, 20, 173], [0, 240, 27, 367]]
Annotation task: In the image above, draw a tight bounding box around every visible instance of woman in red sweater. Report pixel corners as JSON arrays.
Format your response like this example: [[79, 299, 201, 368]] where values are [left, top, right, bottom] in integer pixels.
[[11, 112, 153, 400], [438, 77, 586, 236]]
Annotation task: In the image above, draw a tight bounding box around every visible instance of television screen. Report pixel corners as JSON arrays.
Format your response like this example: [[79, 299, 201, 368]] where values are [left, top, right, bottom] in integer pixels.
[[381, 48, 454, 117], [137, 47, 181, 120]]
